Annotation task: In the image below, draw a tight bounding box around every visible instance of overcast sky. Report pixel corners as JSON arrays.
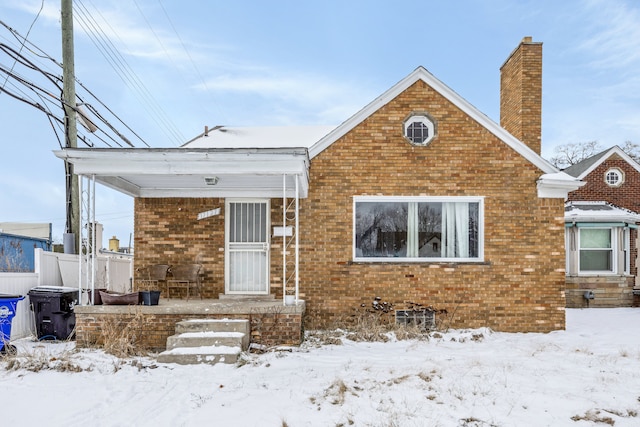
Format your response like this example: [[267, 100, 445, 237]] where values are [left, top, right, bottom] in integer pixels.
[[1, 0, 639, 245]]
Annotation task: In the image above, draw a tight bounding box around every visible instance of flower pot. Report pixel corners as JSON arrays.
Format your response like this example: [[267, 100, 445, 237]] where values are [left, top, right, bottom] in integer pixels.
[[100, 291, 140, 305], [87, 288, 107, 305], [285, 295, 295, 306], [140, 290, 161, 306]]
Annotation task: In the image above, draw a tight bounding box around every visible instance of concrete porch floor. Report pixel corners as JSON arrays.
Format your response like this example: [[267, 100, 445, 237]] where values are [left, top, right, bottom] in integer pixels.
[[75, 297, 305, 315]]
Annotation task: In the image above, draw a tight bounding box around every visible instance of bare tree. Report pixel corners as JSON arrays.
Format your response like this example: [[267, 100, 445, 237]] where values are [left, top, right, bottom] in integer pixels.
[[620, 141, 640, 163], [548, 141, 640, 169], [548, 141, 602, 169]]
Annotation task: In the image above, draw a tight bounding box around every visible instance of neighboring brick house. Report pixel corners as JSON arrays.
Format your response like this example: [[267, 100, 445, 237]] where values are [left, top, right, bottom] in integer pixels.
[[563, 146, 640, 307], [56, 37, 583, 338]]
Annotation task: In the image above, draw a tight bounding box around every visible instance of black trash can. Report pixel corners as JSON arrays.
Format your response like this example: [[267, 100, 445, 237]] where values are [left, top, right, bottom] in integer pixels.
[[28, 286, 79, 341]]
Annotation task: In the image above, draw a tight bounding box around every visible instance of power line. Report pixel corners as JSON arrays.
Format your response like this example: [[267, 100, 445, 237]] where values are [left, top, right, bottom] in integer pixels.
[[0, 22, 149, 149], [76, 0, 186, 145], [157, 0, 227, 125], [1, 42, 116, 148], [0, 0, 43, 93]]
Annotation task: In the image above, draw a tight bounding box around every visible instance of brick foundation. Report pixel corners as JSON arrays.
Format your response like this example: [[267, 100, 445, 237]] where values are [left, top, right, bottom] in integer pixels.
[[565, 275, 635, 308], [74, 301, 304, 351]]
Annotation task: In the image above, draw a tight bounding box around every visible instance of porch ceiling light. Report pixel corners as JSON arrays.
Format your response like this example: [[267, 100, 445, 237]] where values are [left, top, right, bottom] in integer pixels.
[[204, 176, 219, 186]]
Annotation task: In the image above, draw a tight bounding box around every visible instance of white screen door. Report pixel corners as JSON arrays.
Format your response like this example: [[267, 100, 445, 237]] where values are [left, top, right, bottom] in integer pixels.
[[225, 200, 270, 294]]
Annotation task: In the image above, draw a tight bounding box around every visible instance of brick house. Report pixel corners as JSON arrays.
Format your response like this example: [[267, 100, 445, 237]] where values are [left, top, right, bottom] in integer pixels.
[[563, 146, 640, 307], [56, 37, 583, 347]]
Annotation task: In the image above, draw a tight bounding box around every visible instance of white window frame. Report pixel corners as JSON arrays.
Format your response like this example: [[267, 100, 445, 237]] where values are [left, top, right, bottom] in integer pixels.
[[623, 227, 631, 275], [578, 227, 616, 275], [352, 196, 484, 263], [604, 168, 624, 187], [403, 115, 435, 146]]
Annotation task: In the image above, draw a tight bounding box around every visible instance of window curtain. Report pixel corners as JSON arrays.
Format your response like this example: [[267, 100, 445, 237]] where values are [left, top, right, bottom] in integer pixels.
[[441, 202, 469, 258], [407, 202, 419, 257]]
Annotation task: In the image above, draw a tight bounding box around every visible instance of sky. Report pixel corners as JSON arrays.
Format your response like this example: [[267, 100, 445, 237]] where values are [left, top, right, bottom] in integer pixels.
[[2, 308, 640, 426], [1, 0, 639, 246]]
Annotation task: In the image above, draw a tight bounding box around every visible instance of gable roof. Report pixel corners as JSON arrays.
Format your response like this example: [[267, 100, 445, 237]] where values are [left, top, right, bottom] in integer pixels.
[[54, 66, 583, 200], [308, 66, 557, 174], [563, 145, 640, 179]]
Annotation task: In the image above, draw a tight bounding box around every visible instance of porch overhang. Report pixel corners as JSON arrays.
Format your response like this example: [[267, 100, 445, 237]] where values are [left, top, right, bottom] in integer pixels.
[[565, 201, 640, 226], [53, 147, 310, 198]]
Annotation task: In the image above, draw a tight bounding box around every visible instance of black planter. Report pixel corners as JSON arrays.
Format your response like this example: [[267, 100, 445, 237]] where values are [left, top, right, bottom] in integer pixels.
[[140, 290, 161, 306]]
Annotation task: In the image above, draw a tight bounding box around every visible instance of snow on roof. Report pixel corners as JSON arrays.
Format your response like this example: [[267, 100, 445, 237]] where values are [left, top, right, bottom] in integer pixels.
[[565, 201, 640, 223], [182, 125, 336, 149]]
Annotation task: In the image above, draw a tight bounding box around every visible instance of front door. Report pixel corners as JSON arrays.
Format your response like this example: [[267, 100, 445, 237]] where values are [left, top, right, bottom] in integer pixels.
[[225, 200, 270, 294]]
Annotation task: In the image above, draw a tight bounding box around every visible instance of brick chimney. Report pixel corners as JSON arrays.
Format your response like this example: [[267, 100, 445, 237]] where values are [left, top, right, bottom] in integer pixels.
[[500, 36, 543, 154]]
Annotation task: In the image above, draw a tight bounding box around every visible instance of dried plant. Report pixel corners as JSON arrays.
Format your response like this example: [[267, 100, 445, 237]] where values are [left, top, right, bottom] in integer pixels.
[[1, 344, 84, 372], [99, 308, 148, 358]]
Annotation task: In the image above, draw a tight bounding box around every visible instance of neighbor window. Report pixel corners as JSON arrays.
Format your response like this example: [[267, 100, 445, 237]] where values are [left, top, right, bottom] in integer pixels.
[[579, 228, 613, 272], [353, 196, 483, 262], [604, 168, 624, 187]]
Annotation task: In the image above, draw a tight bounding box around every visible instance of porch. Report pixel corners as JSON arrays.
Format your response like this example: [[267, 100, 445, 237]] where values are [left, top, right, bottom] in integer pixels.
[[74, 297, 305, 352]]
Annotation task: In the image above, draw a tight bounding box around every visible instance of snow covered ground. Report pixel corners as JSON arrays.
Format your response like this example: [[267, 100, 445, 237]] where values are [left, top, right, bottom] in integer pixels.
[[1, 308, 639, 427]]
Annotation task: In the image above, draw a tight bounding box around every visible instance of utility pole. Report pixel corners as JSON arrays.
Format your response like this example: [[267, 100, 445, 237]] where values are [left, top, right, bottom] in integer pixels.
[[61, 0, 79, 253]]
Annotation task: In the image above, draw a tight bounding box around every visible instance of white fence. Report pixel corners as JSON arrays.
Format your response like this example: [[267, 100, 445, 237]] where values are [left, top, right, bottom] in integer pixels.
[[0, 249, 132, 340]]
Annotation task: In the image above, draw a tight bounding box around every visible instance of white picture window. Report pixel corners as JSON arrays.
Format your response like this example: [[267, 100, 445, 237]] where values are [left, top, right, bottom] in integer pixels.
[[353, 196, 483, 262]]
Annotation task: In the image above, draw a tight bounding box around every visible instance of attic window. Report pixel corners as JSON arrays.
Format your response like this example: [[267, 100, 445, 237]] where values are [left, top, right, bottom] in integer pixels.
[[404, 114, 435, 146], [604, 168, 624, 187]]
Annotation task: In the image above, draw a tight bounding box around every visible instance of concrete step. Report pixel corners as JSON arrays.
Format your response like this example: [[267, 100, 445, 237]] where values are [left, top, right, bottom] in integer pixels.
[[158, 318, 250, 365], [166, 331, 248, 350], [175, 319, 250, 335], [157, 345, 242, 365]]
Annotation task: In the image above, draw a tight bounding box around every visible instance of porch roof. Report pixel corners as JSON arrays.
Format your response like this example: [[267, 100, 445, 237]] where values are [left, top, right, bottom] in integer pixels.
[[565, 201, 640, 224], [53, 147, 310, 198]]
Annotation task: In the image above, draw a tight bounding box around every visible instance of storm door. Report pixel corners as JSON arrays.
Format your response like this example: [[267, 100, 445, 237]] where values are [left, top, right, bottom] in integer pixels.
[[225, 200, 270, 294]]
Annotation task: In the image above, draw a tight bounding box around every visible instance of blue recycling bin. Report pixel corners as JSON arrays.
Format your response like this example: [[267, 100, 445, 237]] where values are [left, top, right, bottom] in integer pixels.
[[0, 294, 25, 353]]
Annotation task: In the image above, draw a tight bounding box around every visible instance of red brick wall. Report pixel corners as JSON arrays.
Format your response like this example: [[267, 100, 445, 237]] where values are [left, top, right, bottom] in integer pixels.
[[300, 79, 566, 333], [567, 154, 640, 278], [567, 155, 640, 212]]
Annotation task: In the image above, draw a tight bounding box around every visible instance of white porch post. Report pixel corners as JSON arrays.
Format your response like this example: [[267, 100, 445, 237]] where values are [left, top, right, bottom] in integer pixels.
[[78, 174, 97, 305], [295, 176, 299, 302], [282, 174, 300, 304], [282, 174, 287, 305]]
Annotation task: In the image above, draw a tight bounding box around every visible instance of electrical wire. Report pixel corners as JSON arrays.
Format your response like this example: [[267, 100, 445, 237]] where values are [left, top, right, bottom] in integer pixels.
[[1, 42, 106, 147], [0, 25, 148, 149], [0, 0, 43, 93], [75, 78, 149, 147], [157, 0, 228, 126], [2, 17, 170, 148], [75, 0, 186, 145]]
